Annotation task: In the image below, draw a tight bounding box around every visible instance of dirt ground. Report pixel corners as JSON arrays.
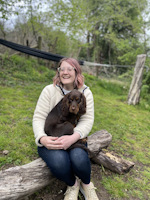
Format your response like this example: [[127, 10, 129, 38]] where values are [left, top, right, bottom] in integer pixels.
[[28, 160, 144, 200], [28, 161, 137, 200]]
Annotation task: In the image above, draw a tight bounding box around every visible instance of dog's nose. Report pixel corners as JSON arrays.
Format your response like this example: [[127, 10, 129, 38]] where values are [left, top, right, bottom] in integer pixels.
[[72, 106, 75, 110]]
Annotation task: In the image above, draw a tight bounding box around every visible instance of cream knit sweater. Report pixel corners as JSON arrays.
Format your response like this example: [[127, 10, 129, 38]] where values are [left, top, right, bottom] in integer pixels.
[[32, 84, 94, 147]]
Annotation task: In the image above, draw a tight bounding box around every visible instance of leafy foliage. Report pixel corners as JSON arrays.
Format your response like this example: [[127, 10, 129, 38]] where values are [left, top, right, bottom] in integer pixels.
[[0, 0, 28, 20], [45, 0, 148, 64], [143, 70, 150, 92]]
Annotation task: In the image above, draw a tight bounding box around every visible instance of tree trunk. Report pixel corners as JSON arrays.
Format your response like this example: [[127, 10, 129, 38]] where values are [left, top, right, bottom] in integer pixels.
[[87, 32, 90, 61], [92, 150, 134, 175], [38, 36, 42, 63], [26, 39, 30, 59], [76, 47, 82, 59], [52, 37, 58, 52], [128, 54, 146, 105], [108, 41, 111, 65], [0, 158, 56, 200], [0, 130, 134, 200]]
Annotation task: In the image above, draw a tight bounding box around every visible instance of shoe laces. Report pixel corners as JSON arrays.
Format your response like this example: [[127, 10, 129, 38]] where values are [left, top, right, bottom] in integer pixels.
[[86, 186, 98, 199], [64, 185, 78, 200]]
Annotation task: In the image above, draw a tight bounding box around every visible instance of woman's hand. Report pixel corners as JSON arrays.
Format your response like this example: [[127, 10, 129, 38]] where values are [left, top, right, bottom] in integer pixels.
[[40, 136, 63, 150], [56, 132, 81, 150]]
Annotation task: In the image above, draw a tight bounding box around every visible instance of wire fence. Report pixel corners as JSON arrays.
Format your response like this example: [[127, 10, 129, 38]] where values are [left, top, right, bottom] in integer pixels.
[[81, 60, 149, 86]]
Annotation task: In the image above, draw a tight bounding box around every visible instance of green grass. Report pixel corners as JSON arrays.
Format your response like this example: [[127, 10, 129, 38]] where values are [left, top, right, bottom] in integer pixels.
[[0, 55, 150, 199]]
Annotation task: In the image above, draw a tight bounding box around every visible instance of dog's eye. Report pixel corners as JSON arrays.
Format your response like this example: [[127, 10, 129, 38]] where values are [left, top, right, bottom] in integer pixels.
[[69, 99, 72, 103], [77, 99, 81, 103]]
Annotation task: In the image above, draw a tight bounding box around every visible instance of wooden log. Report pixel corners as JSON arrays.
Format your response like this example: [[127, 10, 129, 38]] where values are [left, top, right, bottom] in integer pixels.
[[0, 130, 134, 200], [92, 149, 135, 175], [88, 129, 112, 154], [0, 158, 56, 200], [128, 54, 146, 105]]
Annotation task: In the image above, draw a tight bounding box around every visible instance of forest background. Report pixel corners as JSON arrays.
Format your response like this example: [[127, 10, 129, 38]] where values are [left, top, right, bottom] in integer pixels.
[[1, 0, 150, 107], [1, 0, 150, 64]]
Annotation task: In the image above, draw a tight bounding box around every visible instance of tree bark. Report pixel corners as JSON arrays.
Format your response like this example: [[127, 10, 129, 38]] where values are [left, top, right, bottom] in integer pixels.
[[38, 36, 42, 63], [76, 47, 82, 59], [0, 130, 134, 200], [92, 150, 134, 175], [88, 130, 112, 154], [87, 32, 90, 61], [0, 158, 56, 200], [128, 54, 146, 105]]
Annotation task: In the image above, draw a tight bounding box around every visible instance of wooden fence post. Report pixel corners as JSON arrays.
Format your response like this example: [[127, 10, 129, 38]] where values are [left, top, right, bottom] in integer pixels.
[[127, 54, 146, 105], [38, 36, 42, 63]]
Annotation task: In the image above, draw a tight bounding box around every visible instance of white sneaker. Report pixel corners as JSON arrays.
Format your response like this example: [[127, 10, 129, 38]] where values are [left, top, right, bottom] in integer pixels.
[[64, 179, 80, 200], [80, 182, 99, 200]]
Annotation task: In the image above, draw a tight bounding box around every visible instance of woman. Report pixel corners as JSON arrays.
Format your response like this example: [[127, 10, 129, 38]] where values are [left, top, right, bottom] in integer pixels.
[[33, 57, 99, 200]]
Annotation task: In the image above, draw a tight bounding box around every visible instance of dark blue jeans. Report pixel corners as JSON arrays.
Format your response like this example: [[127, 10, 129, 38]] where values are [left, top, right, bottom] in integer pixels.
[[38, 146, 91, 186]]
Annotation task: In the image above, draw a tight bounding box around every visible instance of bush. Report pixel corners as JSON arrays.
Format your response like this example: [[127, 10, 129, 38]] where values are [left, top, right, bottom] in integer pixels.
[[143, 71, 150, 93], [141, 85, 150, 100]]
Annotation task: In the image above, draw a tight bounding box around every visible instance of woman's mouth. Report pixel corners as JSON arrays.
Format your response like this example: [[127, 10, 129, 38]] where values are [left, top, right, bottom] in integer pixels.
[[63, 76, 70, 79]]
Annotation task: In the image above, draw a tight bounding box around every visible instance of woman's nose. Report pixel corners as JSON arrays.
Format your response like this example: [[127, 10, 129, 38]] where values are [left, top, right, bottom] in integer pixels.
[[63, 69, 69, 73]]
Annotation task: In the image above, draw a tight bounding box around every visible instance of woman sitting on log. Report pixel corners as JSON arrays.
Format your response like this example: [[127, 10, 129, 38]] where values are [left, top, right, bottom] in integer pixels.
[[32, 57, 99, 200]]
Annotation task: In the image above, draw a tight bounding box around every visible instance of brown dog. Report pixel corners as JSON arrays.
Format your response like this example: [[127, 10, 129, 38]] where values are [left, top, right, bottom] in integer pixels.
[[44, 90, 92, 153]]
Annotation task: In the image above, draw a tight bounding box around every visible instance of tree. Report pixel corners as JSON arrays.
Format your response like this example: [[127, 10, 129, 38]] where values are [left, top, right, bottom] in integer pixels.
[[45, 0, 149, 64], [0, 0, 27, 20]]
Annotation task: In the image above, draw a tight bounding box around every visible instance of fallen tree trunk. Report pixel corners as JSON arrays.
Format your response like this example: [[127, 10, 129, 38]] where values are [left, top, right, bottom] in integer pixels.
[[92, 149, 134, 175], [0, 130, 134, 200], [0, 158, 56, 200]]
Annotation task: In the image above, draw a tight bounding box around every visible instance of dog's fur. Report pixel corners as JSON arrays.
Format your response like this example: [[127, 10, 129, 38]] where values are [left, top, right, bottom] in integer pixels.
[[44, 90, 91, 153]]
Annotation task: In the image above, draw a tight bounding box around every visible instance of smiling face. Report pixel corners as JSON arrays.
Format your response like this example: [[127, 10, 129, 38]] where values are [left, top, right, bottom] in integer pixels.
[[59, 61, 76, 90]]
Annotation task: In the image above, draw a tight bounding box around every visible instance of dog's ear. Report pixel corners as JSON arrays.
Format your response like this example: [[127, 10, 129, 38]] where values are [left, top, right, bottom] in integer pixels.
[[62, 93, 70, 116], [79, 93, 86, 115]]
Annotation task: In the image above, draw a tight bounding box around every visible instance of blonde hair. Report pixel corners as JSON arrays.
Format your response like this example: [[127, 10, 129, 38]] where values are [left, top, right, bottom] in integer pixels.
[[53, 57, 84, 89]]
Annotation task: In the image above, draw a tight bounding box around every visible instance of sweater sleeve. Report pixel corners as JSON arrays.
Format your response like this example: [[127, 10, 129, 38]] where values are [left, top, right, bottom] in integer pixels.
[[32, 86, 51, 146], [73, 88, 94, 138]]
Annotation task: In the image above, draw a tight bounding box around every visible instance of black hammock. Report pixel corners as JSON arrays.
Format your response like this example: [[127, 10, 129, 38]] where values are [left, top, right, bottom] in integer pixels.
[[0, 39, 84, 65]]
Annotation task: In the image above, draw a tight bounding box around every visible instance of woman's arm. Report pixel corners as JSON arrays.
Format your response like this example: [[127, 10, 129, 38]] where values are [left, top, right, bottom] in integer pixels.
[[33, 86, 51, 146], [33, 86, 64, 149]]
